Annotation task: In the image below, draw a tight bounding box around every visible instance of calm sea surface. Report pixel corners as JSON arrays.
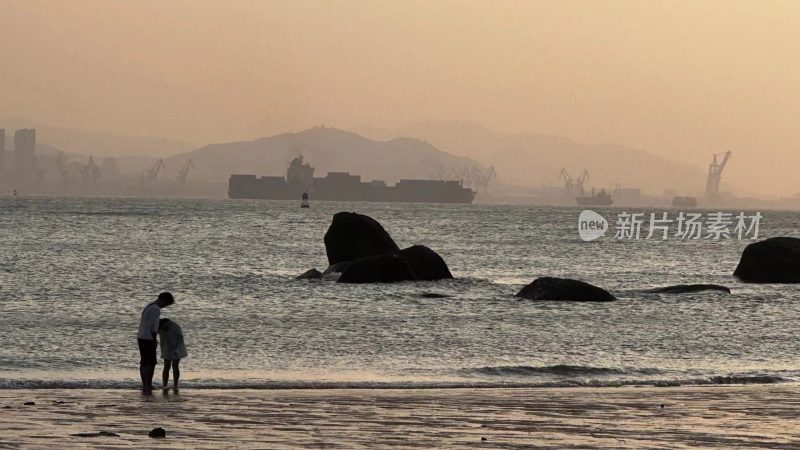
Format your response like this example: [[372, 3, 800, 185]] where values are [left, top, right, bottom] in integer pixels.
[[1, 197, 799, 389]]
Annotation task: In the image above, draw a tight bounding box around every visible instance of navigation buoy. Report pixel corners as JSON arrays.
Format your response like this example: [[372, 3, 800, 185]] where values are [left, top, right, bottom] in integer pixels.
[[301, 191, 310, 208]]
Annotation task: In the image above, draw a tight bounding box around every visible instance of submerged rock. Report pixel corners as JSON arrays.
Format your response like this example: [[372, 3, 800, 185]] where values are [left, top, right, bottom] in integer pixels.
[[149, 427, 166, 438], [516, 277, 615, 302], [420, 292, 452, 298], [643, 284, 731, 294], [400, 245, 453, 281], [337, 254, 416, 284], [295, 268, 322, 279], [734, 237, 800, 283], [324, 212, 399, 265], [321, 261, 352, 277]]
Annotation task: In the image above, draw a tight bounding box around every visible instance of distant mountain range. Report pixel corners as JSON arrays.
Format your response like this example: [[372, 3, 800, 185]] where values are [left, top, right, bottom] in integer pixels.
[[359, 121, 710, 196], [4, 118, 717, 197], [166, 126, 483, 185]]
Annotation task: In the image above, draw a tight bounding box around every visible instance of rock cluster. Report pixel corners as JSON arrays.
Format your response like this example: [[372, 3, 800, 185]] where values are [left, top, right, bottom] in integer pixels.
[[308, 212, 453, 283]]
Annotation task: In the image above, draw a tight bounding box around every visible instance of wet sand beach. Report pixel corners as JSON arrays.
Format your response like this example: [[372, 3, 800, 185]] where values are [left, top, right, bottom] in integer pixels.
[[1, 384, 799, 449]]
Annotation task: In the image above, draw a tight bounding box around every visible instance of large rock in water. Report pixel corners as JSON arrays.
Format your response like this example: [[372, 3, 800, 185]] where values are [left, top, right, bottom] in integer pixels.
[[734, 237, 800, 283], [324, 212, 399, 265], [516, 277, 615, 302], [399, 245, 453, 281], [338, 254, 416, 283]]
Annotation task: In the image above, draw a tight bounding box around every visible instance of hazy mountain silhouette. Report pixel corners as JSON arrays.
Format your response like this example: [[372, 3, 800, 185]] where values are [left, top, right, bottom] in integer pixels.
[[1, 118, 191, 158], [359, 121, 710, 195], [167, 127, 483, 185]]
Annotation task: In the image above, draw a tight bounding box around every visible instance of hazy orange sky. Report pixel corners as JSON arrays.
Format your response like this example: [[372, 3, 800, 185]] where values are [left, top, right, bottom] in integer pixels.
[[1, 0, 798, 196]]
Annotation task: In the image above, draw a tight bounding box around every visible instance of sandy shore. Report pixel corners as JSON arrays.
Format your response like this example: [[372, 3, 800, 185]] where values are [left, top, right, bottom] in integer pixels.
[[1, 384, 799, 449]]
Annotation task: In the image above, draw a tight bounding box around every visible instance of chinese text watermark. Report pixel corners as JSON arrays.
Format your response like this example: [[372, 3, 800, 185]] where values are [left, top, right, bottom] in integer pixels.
[[578, 210, 761, 242]]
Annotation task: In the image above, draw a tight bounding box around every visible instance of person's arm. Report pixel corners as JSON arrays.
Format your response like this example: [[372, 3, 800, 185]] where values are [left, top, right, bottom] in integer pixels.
[[150, 307, 160, 341]]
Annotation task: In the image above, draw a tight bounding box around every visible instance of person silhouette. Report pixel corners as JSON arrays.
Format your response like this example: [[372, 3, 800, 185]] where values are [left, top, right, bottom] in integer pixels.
[[158, 318, 188, 395], [137, 292, 174, 395]]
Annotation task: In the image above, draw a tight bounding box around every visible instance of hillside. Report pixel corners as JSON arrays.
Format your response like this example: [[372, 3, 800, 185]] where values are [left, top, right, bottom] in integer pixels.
[[167, 127, 483, 185], [360, 121, 711, 196]]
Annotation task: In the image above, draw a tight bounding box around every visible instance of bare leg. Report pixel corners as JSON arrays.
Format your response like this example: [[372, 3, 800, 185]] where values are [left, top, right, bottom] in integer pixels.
[[172, 360, 180, 394], [162, 360, 172, 391], [140, 365, 149, 393]]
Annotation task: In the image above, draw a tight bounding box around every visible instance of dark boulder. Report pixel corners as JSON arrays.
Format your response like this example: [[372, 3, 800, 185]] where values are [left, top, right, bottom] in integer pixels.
[[400, 245, 453, 281], [324, 212, 399, 266], [734, 237, 800, 283], [643, 284, 731, 294], [149, 427, 166, 438], [337, 254, 415, 284], [296, 268, 322, 279], [516, 277, 615, 302]]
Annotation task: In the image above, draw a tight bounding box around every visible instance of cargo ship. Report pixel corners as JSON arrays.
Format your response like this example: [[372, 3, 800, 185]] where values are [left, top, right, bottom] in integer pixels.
[[228, 155, 476, 203], [576, 188, 613, 206]]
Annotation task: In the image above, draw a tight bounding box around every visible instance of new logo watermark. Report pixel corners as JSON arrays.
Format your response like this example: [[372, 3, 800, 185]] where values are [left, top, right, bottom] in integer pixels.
[[578, 210, 762, 241], [578, 210, 609, 241]]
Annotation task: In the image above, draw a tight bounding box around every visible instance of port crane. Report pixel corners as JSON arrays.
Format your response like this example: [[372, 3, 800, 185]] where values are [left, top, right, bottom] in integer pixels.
[[704, 151, 731, 198], [575, 169, 590, 197], [59, 154, 100, 185], [431, 164, 497, 193], [559, 168, 574, 195], [146, 159, 166, 184], [469, 165, 496, 193], [176, 159, 194, 184], [56, 152, 69, 182]]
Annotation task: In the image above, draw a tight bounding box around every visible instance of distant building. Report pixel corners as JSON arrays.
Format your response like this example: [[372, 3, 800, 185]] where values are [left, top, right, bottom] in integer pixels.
[[14, 128, 37, 183], [612, 187, 642, 205], [0, 129, 5, 173]]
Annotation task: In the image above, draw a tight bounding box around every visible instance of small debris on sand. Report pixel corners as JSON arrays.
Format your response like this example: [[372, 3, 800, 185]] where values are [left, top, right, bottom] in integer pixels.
[[71, 431, 120, 438]]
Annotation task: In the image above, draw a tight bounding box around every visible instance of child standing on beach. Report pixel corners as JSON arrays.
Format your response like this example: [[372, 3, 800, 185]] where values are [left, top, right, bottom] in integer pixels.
[[158, 318, 188, 394]]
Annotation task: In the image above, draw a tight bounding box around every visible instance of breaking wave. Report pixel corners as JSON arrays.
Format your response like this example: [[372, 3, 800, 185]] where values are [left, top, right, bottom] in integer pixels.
[[466, 364, 663, 377]]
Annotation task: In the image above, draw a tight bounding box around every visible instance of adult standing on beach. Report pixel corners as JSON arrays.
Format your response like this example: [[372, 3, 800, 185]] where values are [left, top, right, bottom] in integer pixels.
[[137, 292, 174, 395]]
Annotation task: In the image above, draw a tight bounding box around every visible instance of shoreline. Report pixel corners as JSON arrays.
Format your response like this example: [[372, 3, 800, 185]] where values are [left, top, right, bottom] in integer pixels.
[[0, 374, 794, 391], [2, 384, 799, 448]]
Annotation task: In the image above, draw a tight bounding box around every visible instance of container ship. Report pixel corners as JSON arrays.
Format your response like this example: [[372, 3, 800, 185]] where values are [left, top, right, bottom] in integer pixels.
[[228, 155, 476, 204]]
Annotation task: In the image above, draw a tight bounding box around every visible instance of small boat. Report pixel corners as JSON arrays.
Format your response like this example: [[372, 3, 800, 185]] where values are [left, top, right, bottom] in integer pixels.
[[672, 196, 697, 208], [300, 191, 310, 208], [576, 188, 613, 206]]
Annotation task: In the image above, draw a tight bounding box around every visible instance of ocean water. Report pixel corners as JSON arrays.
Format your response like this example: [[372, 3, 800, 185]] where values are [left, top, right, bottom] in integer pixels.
[[1, 196, 799, 389]]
